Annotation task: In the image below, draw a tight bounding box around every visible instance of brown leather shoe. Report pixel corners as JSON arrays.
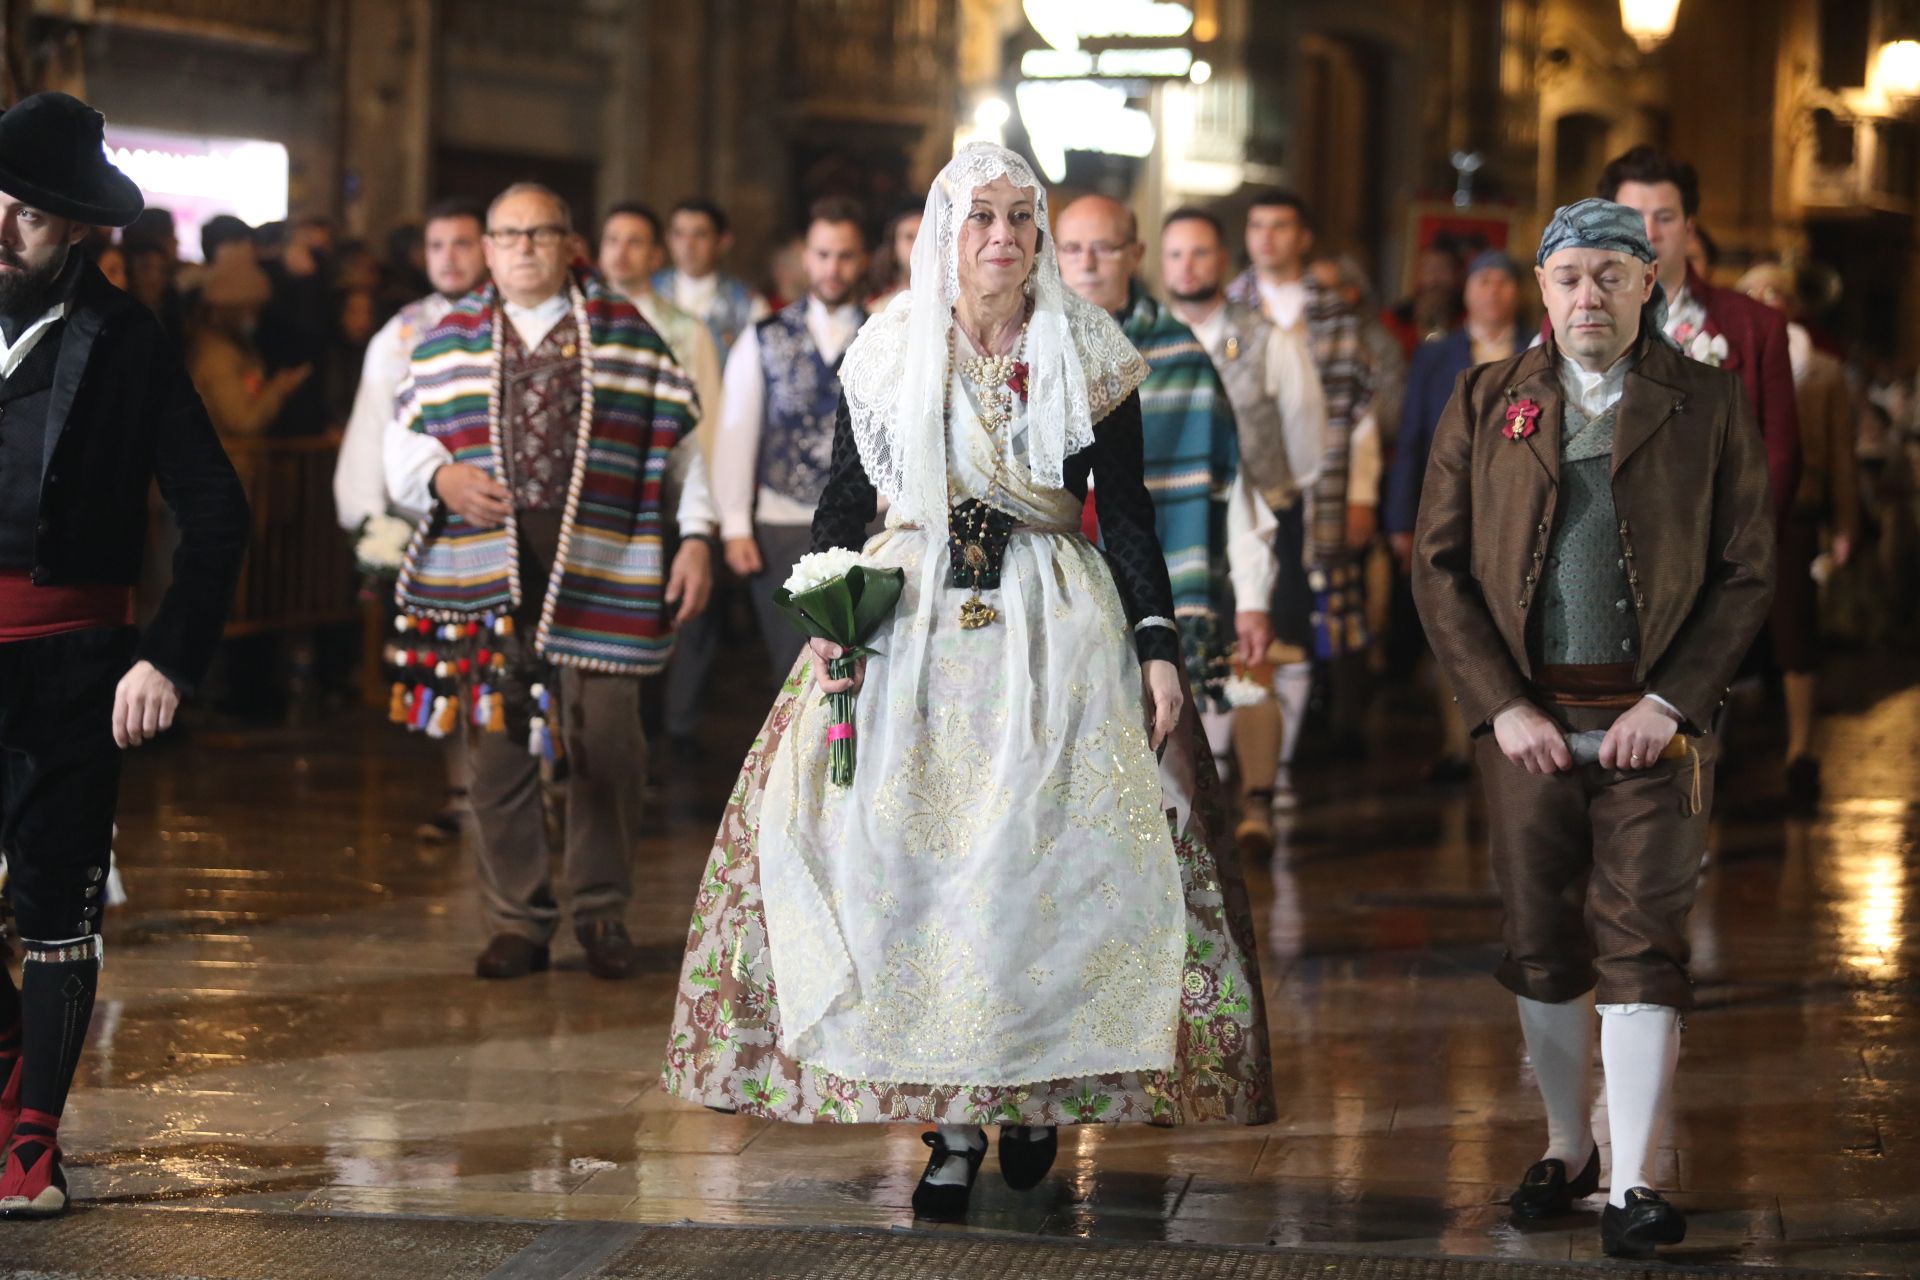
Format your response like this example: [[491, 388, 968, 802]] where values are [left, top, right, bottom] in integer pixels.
[[1235, 789, 1276, 857], [577, 919, 635, 980], [475, 934, 549, 979]]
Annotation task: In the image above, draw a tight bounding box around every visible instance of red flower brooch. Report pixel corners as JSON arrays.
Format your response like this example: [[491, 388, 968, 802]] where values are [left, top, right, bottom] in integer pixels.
[[1007, 361, 1030, 403], [1503, 398, 1541, 441]]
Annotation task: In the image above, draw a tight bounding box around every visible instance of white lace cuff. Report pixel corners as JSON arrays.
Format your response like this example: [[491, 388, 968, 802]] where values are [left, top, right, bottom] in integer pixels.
[[1134, 616, 1177, 633]]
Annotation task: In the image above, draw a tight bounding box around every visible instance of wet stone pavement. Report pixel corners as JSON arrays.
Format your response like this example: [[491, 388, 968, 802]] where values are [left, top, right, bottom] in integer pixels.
[[12, 651, 1920, 1274]]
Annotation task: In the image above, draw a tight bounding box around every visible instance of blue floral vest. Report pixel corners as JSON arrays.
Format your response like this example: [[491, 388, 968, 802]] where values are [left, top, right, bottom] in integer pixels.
[[755, 302, 860, 506]]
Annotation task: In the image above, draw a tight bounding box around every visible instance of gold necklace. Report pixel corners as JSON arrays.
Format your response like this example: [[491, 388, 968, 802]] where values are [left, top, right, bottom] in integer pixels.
[[945, 314, 1029, 629]]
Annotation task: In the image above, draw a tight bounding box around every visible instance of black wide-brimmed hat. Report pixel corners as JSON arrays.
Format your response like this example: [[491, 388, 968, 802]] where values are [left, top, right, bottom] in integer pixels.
[[0, 92, 143, 227]]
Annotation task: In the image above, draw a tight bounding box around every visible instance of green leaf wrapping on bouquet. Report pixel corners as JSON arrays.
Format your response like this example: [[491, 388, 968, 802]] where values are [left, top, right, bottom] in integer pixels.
[[847, 564, 906, 636], [774, 564, 905, 650]]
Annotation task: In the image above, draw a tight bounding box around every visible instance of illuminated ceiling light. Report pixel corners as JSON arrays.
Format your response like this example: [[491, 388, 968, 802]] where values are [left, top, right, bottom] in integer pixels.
[[1619, 0, 1681, 52], [1016, 80, 1157, 182], [973, 97, 1013, 130], [1880, 40, 1920, 99], [1189, 58, 1213, 85], [1024, 0, 1195, 52]]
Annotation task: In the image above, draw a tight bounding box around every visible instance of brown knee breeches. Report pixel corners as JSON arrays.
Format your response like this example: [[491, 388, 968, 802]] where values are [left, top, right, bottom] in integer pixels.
[[1475, 702, 1715, 1010]]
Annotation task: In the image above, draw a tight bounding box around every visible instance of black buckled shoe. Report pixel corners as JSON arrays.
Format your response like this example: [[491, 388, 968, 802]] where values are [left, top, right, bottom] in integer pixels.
[[1509, 1143, 1600, 1219], [475, 933, 550, 980], [998, 1124, 1058, 1190], [1601, 1187, 1687, 1257], [911, 1130, 986, 1221]]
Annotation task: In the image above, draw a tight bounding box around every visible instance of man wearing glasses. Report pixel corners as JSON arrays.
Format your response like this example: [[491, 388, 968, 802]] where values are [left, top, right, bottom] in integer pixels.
[[385, 183, 717, 981], [1054, 194, 1284, 848]]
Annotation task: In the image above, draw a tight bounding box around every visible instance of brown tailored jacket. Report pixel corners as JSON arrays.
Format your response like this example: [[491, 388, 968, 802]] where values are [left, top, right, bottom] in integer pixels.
[[1411, 338, 1776, 733]]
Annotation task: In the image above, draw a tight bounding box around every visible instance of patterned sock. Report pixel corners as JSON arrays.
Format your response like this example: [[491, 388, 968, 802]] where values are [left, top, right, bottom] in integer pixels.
[[18, 945, 99, 1124]]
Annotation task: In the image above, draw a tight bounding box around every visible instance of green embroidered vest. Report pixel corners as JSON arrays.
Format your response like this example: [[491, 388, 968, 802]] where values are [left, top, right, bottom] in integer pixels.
[[1536, 400, 1638, 666]]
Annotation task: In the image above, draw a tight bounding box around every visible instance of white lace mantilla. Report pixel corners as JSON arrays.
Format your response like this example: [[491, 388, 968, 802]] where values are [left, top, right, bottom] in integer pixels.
[[839, 142, 1147, 527]]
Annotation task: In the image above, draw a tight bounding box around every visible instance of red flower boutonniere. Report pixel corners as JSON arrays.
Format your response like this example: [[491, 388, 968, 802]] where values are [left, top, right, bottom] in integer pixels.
[[1503, 398, 1542, 441], [1007, 361, 1029, 403]]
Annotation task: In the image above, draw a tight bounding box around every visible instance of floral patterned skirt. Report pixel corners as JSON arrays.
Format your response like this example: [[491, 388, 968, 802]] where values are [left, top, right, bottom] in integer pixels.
[[661, 657, 1278, 1127]]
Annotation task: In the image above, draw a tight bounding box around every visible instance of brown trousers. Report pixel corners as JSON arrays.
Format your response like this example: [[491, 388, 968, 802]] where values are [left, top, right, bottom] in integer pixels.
[[1475, 702, 1715, 1009], [468, 511, 647, 941]]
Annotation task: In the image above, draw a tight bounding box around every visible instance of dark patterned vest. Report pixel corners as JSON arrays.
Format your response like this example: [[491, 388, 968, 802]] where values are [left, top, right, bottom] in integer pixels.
[[502, 314, 583, 512], [1535, 400, 1638, 667], [755, 302, 860, 507]]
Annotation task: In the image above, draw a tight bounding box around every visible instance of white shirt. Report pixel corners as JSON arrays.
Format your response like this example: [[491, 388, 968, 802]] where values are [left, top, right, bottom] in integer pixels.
[[0, 300, 66, 380], [334, 293, 454, 531], [713, 297, 864, 539], [503, 293, 571, 352], [1558, 351, 1630, 419], [1256, 278, 1308, 332], [382, 292, 716, 537]]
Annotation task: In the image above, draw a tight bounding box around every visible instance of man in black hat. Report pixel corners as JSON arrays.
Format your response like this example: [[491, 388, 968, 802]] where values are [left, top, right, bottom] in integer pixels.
[[0, 91, 248, 1219]]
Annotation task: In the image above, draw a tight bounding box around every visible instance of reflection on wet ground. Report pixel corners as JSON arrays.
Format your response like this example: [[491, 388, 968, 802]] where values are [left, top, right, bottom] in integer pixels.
[[24, 656, 1920, 1272]]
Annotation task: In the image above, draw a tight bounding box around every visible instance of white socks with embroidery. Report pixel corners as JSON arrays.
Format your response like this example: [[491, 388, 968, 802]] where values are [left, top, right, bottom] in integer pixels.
[[925, 1124, 985, 1187], [1600, 1004, 1680, 1207], [1516, 993, 1596, 1168]]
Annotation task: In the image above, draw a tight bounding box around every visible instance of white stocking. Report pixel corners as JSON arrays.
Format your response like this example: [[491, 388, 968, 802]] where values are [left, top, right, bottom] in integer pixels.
[[1516, 993, 1596, 1168], [924, 1124, 984, 1187], [1599, 1003, 1680, 1207], [1273, 662, 1312, 768]]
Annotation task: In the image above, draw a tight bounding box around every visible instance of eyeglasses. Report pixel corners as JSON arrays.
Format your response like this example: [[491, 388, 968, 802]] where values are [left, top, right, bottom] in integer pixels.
[[485, 225, 569, 248], [1057, 241, 1132, 260]]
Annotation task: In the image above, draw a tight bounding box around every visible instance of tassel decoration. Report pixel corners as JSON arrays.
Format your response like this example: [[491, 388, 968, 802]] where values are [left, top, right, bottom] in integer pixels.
[[388, 683, 408, 724]]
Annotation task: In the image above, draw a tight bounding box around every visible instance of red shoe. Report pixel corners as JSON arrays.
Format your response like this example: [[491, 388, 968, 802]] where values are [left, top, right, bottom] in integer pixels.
[[0, 1111, 68, 1218]]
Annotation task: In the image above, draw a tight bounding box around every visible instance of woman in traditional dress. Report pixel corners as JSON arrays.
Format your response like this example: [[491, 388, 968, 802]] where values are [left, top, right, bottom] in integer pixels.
[[663, 143, 1275, 1220]]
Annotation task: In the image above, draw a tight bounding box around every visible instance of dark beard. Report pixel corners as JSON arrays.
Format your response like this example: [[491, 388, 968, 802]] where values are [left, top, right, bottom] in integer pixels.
[[1168, 283, 1220, 305], [0, 245, 70, 332]]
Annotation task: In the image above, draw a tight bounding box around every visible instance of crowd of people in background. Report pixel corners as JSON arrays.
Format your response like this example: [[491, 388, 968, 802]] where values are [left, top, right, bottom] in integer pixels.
[[71, 157, 1920, 820]]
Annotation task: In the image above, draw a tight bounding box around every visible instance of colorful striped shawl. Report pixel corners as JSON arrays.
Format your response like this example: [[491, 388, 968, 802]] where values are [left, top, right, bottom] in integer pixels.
[[1121, 286, 1238, 617], [393, 273, 698, 675]]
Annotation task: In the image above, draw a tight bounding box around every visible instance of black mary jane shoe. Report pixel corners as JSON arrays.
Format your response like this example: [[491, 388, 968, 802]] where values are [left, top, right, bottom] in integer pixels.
[[998, 1124, 1058, 1191], [1601, 1187, 1688, 1258], [911, 1130, 986, 1221], [1508, 1144, 1600, 1220]]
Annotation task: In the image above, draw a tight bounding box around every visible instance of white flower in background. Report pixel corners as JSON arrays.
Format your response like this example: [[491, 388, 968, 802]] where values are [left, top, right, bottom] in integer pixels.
[[783, 547, 866, 594], [1223, 675, 1270, 707], [1687, 330, 1730, 368], [356, 513, 415, 571]]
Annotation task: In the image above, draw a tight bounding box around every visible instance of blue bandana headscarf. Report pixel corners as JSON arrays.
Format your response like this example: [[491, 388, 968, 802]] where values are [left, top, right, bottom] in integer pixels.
[[1536, 197, 1675, 347]]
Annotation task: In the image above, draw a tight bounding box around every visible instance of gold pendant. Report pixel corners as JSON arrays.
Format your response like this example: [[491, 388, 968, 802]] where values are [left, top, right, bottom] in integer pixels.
[[561, 342, 578, 359], [959, 595, 998, 629]]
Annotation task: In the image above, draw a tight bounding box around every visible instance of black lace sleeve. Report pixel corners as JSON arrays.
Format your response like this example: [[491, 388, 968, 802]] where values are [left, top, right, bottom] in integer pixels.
[[1066, 391, 1180, 666], [811, 395, 878, 553]]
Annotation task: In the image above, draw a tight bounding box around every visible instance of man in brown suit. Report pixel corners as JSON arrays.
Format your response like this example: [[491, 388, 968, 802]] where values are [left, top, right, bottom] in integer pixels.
[[1412, 199, 1774, 1258]]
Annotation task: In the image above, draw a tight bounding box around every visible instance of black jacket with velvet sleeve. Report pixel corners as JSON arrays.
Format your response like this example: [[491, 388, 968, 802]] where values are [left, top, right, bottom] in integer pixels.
[[20, 259, 250, 691], [810, 390, 1179, 665]]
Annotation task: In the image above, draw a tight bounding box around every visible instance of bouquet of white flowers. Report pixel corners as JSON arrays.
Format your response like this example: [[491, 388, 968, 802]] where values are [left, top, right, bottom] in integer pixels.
[[775, 549, 905, 785], [355, 513, 416, 576]]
